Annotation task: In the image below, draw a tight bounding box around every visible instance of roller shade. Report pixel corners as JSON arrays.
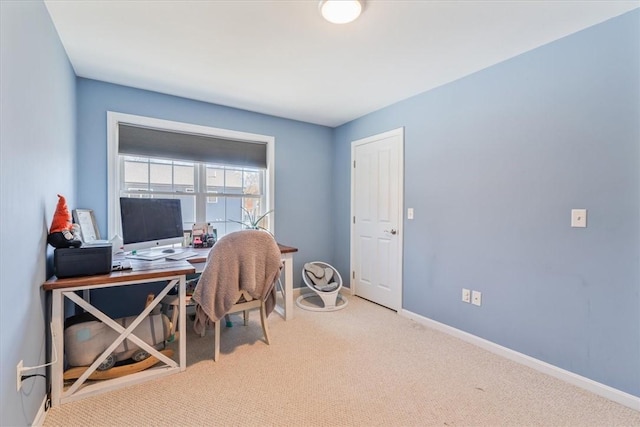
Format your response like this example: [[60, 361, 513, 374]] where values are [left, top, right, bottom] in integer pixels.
[[118, 123, 267, 168]]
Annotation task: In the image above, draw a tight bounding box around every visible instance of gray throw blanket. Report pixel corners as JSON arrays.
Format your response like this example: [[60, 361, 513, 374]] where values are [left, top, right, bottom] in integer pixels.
[[191, 230, 282, 335]]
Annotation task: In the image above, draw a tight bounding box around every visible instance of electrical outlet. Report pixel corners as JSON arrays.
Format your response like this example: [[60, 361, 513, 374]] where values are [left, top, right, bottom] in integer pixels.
[[472, 290, 482, 306], [462, 288, 471, 303], [17, 360, 23, 391]]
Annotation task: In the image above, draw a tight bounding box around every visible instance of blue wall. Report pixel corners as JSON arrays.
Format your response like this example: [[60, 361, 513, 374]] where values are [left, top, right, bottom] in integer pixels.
[[0, 1, 77, 425], [333, 9, 639, 396], [76, 78, 334, 287], [2, 3, 638, 424]]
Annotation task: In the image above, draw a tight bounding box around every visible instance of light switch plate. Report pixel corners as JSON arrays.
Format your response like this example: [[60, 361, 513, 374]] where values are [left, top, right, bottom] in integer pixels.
[[571, 209, 587, 228], [407, 208, 414, 220]]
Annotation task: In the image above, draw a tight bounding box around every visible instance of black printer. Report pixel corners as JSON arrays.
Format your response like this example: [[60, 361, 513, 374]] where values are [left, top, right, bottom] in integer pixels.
[[54, 243, 113, 278]]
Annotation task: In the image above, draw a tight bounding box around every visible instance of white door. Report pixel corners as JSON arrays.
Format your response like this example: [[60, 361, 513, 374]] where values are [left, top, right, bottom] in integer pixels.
[[351, 128, 403, 311]]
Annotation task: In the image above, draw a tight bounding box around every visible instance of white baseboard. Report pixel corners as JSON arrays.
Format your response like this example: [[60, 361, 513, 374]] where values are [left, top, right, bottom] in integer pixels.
[[31, 394, 48, 427], [401, 308, 640, 412]]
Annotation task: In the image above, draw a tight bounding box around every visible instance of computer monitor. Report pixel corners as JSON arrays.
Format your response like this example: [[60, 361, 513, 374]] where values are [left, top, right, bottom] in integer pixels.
[[119, 197, 184, 254]]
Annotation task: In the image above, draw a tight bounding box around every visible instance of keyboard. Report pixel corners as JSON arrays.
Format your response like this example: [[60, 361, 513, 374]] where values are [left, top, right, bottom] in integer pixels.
[[132, 260, 191, 271], [165, 250, 198, 260], [125, 252, 167, 261]]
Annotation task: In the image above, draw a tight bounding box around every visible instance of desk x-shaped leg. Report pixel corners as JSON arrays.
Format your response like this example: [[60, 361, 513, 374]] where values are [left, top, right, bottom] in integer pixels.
[[50, 276, 186, 405]]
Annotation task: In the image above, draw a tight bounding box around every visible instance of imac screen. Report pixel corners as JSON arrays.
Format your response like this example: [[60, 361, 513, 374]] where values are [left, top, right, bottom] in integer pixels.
[[120, 198, 184, 251]]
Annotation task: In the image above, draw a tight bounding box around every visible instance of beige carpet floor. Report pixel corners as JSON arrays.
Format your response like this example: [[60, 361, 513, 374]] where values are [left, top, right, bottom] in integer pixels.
[[43, 295, 640, 426]]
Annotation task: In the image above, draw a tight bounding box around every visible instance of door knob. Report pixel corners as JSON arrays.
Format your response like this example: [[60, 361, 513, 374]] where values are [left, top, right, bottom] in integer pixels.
[[384, 229, 397, 235]]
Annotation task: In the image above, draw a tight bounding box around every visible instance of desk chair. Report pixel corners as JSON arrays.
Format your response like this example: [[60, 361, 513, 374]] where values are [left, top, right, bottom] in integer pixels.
[[191, 230, 282, 361]]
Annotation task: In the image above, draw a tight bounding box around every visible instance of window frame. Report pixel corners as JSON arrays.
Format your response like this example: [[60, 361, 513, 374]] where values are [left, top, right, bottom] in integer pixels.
[[107, 111, 275, 239]]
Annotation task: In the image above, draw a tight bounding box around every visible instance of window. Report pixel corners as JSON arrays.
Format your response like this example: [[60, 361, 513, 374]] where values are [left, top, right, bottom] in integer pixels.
[[107, 112, 274, 240], [120, 157, 267, 235]]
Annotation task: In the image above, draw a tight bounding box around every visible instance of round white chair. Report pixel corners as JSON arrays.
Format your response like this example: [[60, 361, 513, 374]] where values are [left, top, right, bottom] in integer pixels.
[[296, 261, 348, 312]]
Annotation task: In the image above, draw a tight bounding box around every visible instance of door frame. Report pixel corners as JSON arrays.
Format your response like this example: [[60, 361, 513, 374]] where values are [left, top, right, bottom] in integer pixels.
[[349, 127, 404, 310]]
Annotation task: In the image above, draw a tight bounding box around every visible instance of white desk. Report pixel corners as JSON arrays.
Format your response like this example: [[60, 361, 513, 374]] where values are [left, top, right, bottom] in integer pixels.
[[43, 243, 298, 407], [43, 261, 194, 406]]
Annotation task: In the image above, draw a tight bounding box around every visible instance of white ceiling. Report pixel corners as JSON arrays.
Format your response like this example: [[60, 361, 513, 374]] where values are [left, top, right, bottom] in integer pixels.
[[44, 1, 638, 127]]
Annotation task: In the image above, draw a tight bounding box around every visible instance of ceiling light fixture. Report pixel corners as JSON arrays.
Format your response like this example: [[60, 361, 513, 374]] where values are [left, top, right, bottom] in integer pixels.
[[319, 0, 364, 24]]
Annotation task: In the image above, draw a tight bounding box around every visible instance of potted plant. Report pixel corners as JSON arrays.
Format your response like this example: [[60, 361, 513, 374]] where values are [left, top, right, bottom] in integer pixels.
[[229, 207, 273, 234]]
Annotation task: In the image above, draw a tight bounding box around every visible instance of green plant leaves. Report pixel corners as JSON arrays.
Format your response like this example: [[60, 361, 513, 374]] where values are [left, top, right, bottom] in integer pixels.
[[227, 207, 274, 235]]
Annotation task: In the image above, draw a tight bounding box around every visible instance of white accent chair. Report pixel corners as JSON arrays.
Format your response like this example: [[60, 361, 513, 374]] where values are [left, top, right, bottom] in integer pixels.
[[191, 230, 281, 361]]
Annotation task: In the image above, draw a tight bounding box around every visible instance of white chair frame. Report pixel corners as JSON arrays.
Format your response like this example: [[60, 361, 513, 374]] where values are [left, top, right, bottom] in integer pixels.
[[209, 290, 272, 361]]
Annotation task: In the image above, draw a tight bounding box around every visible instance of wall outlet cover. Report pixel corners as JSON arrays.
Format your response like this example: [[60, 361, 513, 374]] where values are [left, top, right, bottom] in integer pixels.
[[462, 288, 471, 303], [472, 290, 482, 306]]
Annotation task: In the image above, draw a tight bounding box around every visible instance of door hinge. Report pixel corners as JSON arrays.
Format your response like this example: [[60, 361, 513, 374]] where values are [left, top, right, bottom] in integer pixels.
[[353, 216, 355, 224], [352, 271, 355, 279], [353, 160, 356, 168]]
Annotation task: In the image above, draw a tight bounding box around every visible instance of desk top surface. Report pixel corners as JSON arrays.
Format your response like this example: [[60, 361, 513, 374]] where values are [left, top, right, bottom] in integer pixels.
[[43, 242, 298, 290], [43, 260, 196, 290], [187, 243, 297, 264]]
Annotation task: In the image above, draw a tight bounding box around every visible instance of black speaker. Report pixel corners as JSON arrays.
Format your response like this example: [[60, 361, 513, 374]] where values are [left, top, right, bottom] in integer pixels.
[[54, 243, 113, 278]]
